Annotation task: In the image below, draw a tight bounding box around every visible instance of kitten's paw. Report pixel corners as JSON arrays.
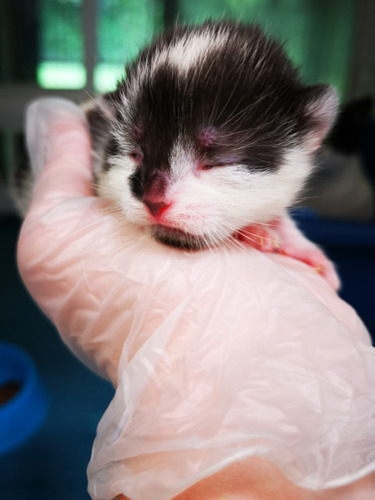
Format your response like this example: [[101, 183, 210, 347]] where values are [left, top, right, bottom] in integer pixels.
[[236, 221, 340, 291]]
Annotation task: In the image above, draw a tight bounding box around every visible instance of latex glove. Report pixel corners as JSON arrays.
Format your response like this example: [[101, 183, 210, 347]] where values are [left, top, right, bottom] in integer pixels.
[[17, 99, 375, 500]]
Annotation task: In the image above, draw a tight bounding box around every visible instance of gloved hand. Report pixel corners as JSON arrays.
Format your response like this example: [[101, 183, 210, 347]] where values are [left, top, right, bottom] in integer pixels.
[[17, 99, 375, 500]]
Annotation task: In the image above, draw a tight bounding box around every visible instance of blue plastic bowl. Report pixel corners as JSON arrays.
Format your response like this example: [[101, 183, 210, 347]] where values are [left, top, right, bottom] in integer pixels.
[[0, 341, 48, 455]]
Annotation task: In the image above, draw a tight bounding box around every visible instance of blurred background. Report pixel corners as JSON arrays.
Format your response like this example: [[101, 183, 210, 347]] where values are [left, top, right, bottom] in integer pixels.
[[0, 1, 374, 499]]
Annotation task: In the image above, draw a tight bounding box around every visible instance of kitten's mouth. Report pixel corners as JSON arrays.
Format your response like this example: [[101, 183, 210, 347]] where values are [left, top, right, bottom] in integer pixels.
[[151, 225, 208, 250]]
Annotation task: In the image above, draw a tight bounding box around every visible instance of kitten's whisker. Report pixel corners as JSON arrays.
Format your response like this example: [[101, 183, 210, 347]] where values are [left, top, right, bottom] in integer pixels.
[[91, 183, 122, 197]]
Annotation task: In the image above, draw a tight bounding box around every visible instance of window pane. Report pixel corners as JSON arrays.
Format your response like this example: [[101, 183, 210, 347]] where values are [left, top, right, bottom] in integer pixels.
[[0, 0, 85, 88], [38, 0, 85, 89], [95, 0, 164, 92], [179, 0, 357, 98]]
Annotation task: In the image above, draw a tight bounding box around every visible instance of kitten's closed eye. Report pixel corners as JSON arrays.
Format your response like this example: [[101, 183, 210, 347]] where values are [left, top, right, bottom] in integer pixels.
[[129, 152, 143, 164]]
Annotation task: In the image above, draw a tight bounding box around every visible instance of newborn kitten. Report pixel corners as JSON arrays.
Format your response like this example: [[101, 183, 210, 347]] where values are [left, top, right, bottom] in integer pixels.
[[14, 20, 339, 286]]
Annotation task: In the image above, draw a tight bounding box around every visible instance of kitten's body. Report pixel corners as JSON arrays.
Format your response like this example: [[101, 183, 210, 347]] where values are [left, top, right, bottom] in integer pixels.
[[13, 20, 339, 285]]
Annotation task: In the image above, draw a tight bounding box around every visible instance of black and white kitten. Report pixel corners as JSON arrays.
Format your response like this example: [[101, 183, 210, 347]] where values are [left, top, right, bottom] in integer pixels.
[[14, 20, 339, 284]]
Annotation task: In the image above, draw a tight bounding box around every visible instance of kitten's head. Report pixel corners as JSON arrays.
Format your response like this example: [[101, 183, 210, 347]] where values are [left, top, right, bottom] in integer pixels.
[[87, 21, 337, 249]]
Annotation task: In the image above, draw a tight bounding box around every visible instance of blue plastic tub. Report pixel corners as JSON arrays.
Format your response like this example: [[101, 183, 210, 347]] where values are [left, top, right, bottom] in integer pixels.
[[0, 341, 48, 455]]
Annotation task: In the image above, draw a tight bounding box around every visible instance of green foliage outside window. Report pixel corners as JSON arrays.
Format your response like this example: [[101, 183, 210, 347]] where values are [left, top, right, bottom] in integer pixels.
[[37, 0, 163, 91], [180, 0, 357, 97], [37, 0, 357, 98], [38, 0, 85, 88], [95, 0, 163, 91]]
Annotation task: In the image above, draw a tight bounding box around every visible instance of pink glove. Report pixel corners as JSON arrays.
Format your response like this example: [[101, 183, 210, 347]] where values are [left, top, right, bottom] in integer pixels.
[[18, 99, 375, 500]]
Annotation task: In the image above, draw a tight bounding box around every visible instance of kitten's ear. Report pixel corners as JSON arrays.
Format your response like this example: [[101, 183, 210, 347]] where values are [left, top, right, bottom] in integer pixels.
[[303, 85, 338, 153], [82, 91, 119, 151]]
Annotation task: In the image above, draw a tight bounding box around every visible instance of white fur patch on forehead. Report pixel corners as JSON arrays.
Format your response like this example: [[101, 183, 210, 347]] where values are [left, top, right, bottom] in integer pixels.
[[167, 30, 230, 72], [151, 27, 230, 76], [125, 26, 230, 106]]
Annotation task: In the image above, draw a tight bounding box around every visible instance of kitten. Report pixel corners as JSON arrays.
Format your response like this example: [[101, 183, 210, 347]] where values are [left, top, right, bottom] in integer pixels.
[[14, 20, 340, 286]]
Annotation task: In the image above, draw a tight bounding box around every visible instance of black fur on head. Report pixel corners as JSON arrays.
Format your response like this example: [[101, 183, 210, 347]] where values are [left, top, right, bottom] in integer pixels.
[[98, 21, 336, 186]]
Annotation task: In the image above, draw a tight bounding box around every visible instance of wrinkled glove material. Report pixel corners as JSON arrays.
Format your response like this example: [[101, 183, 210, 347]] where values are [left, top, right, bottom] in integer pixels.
[[18, 98, 375, 500]]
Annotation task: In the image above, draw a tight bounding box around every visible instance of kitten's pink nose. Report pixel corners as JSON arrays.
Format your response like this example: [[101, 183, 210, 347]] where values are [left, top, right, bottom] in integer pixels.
[[143, 198, 171, 217]]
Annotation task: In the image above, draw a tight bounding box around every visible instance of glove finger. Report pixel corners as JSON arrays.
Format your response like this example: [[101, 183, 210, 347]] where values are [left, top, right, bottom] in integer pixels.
[[26, 97, 94, 207]]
